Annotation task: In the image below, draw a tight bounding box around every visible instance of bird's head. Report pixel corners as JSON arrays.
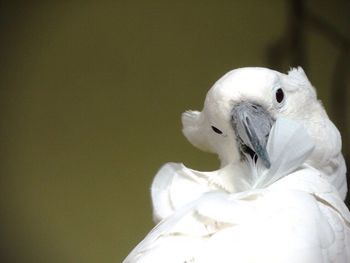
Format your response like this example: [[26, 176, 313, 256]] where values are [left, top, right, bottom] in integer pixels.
[[182, 67, 342, 170]]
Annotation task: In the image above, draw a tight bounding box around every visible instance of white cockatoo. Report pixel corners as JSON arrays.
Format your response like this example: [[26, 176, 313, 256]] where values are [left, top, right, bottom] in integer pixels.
[[123, 67, 349, 263]]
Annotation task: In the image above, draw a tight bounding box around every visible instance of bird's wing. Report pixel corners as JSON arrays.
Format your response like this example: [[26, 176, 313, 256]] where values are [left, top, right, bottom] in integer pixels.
[[126, 183, 350, 263]]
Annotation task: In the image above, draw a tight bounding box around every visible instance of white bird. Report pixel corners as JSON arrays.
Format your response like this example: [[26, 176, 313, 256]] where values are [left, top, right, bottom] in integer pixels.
[[123, 67, 349, 263]]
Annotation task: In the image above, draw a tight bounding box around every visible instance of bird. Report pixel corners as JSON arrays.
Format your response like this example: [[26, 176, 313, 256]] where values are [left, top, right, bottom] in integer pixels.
[[123, 67, 349, 263]]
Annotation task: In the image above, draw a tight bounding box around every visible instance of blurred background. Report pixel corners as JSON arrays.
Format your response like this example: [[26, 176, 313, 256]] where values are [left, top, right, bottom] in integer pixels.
[[0, 1, 348, 262]]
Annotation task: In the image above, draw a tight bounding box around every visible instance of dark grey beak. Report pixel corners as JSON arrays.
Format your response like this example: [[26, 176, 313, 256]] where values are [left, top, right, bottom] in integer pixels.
[[231, 102, 274, 168]]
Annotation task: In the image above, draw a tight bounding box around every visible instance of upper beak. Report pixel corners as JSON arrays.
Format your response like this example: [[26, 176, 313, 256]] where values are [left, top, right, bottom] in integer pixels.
[[231, 102, 274, 168]]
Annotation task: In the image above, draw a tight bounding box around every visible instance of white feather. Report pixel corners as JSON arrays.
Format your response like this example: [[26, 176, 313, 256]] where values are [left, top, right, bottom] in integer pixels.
[[253, 118, 315, 188]]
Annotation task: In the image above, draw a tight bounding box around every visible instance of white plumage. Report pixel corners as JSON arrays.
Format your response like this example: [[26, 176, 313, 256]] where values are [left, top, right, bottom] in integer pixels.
[[123, 67, 349, 263]]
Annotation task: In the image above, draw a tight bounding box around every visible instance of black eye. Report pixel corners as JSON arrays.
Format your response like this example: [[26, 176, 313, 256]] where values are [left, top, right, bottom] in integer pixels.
[[211, 126, 223, 134], [275, 88, 284, 103]]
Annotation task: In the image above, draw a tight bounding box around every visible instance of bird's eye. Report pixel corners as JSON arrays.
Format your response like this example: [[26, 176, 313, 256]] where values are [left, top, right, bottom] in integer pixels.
[[211, 126, 223, 134], [275, 88, 284, 103]]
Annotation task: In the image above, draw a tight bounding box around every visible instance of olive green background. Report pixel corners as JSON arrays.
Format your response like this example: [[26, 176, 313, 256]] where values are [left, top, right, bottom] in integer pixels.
[[0, 1, 349, 263]]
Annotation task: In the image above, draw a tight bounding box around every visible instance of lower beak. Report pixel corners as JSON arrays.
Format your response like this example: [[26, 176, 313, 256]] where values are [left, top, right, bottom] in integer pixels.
[[231, 102, 274, 168]]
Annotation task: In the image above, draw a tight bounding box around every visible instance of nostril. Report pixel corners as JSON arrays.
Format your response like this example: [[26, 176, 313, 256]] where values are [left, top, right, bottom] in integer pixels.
[[251, 105, 258, 110]]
